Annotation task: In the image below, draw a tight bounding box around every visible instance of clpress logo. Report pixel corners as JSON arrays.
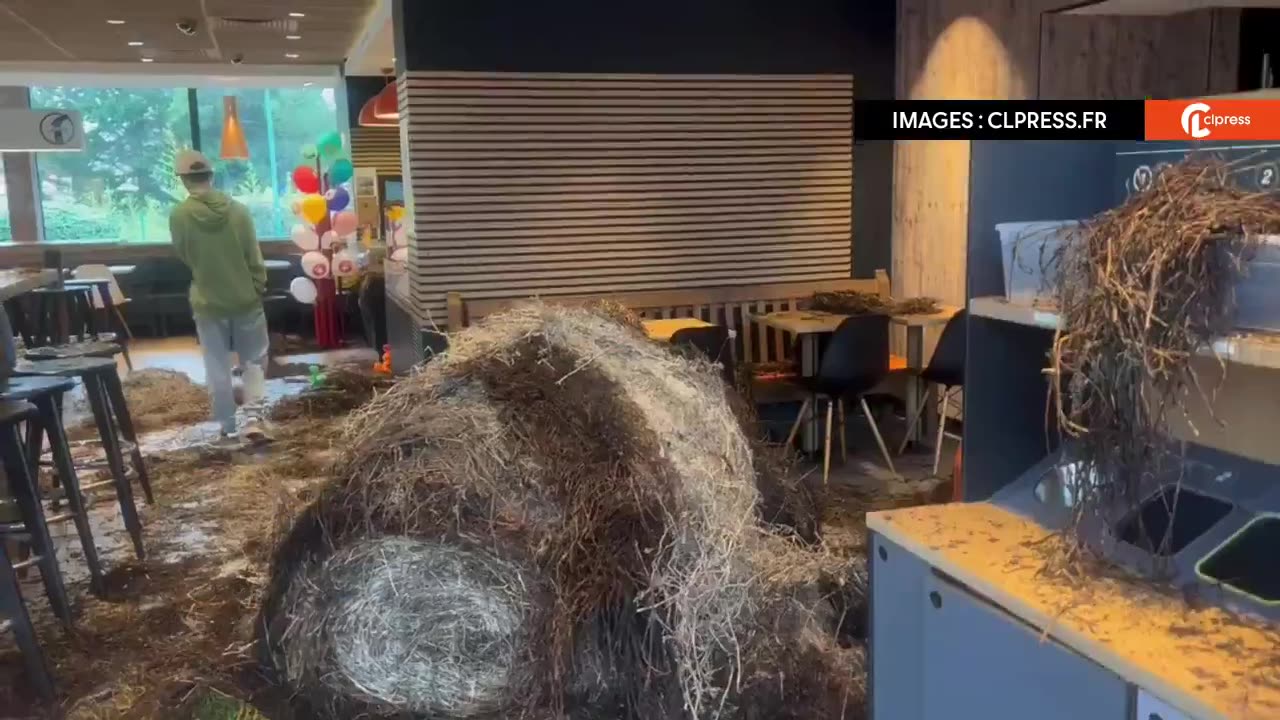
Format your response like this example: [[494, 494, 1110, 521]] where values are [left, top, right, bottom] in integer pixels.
[[1146, 99, 1277, 141], [1179, 102, 1212, 139]]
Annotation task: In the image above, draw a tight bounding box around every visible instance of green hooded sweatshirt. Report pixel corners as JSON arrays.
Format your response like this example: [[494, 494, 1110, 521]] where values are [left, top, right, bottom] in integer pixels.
[[169, 190, 267, 318]]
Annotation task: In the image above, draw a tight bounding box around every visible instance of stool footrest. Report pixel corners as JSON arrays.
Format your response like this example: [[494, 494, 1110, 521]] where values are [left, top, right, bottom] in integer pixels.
[[11, 555, 41, 571]]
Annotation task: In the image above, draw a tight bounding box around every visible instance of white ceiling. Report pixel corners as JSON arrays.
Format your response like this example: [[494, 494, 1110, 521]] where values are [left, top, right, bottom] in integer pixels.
[[344, 0, 394, 77], [1064, 0, 1280, 14]]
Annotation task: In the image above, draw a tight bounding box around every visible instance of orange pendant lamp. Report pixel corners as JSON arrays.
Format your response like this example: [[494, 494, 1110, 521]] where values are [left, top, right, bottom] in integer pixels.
[[372, 82, 399, 120], [358, 95, 396, 126], [220, 96, 250, 159]]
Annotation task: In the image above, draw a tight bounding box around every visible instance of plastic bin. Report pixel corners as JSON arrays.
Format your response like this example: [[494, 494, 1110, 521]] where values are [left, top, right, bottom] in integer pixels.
[[997, 220, 1079, 304], [1233, 235, 1280, 332]]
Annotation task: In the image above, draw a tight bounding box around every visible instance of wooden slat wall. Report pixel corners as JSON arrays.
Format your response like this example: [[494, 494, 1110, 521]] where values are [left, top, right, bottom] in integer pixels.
[[349, 125, 402, 176], [397, 71, 853, 328]]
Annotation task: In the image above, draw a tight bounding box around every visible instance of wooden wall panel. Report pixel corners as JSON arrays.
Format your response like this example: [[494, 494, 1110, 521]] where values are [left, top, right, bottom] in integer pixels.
[[399, 71, 853, 327], [350, 125, 402, 176]]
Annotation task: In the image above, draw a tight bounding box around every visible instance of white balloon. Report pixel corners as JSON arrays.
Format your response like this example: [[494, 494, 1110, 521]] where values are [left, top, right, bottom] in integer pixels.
[[290, 224, 318, 251], [289, 276, 317, 304], [319, 230, 339, 249], [390, 246, 408, 263], [332, 250, 359, 278], [301, 251, 330, 280]]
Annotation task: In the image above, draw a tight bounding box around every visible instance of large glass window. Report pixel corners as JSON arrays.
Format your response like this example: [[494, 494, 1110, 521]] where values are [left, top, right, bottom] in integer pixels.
[[196, 87, 339, 240], [18, 84, 338, 244], [30, 87, 191, 243], [0, 157, 9, 242]]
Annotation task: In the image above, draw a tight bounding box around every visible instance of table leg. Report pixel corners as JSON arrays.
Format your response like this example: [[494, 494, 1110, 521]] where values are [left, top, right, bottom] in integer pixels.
[[906, 326, 933, 445], [801, 334, 819, 454]]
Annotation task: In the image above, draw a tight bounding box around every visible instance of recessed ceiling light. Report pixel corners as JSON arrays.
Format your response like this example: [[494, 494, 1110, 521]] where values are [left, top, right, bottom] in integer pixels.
[[141, 58, 154, 63], [285, 53, 300, 59], [128, 41, 144, 46], [107, 19, 126, 25], [288, 12, 305, 17], [303, 82, 314, 87], [286, 35, 301, 40]]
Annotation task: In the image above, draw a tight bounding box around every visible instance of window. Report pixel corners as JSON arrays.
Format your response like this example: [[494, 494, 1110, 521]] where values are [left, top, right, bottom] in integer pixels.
[[196, 87, 339, 240], [18, 84, 338, 244], [0, 157, 8, 242], [30, 87, 191, 243]]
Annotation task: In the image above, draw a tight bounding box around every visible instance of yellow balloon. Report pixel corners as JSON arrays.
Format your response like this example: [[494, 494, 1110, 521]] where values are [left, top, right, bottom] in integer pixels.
[[301, 194, 328, 225], [386, 206, 405, 222]]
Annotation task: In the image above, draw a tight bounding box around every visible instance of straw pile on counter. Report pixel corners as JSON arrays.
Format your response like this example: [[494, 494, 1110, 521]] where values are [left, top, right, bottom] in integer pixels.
[[257, 302, 863, 720]]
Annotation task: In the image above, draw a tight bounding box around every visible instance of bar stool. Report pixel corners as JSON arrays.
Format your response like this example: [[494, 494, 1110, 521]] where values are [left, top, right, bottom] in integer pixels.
[[1, 376, 107, 595], [15, 356, 154, 519], [23, 284, 99, 347], [0, 518, 55, 700], [0, 399, 73, 625]]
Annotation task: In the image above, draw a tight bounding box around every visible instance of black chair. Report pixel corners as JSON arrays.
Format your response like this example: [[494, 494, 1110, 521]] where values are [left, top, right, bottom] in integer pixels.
[[898, 310, 967, 476], [784, 314, 896, 483], [671, 326, 735, 384], [1, 376, 106, 596], [132, 258, 193, 337], [0, 400, 73, 627]]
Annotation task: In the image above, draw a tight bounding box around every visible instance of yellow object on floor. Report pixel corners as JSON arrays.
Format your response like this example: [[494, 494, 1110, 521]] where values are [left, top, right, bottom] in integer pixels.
[[641, 317, 713, 342]]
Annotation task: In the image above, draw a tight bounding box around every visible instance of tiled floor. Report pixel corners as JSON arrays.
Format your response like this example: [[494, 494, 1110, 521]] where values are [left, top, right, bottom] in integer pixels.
[[117, 335, 378, 384]]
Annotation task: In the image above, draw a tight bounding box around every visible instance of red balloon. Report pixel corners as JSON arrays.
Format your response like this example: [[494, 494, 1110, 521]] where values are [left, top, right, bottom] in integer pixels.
[[292, 165, 320, 194]]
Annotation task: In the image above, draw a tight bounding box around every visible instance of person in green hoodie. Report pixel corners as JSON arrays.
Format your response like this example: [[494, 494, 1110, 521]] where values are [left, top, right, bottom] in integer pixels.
[[170, 149, 271, 443]]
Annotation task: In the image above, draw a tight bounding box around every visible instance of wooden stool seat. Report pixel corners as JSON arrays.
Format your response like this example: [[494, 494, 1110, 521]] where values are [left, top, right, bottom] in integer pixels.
[[0, 375, 78, 402], [15, 356, 116, 375]]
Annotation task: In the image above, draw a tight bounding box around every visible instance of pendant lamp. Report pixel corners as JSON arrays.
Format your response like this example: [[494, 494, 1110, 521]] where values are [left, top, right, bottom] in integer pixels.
[[358, 95, 396, 127], [220, 96, 250, 159], [372, 82, 399, 120]]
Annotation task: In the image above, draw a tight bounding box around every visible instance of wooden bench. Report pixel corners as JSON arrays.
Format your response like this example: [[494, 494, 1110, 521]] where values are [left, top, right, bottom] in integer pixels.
[[445, 271, 890, 366]]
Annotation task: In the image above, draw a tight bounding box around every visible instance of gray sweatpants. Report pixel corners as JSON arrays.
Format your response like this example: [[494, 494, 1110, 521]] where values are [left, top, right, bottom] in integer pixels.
[[195, 306, 269, 434]]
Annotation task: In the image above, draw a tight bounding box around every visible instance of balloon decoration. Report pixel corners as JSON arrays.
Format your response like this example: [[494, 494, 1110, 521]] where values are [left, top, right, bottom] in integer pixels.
[[317, 131, 343, 159], [301, 251, 330, 280], [292, 165, 320, 194], [300, 194, 328, 224], [289, 276, 317, 304], [332, 251, 359, 278], [300, 144, 318, 162], [290, 224, 318, 251], [332, 211, 358, 238], [326, 187, 350, 212], [329, 158, 354, 185], [319, 230, 339, 250]]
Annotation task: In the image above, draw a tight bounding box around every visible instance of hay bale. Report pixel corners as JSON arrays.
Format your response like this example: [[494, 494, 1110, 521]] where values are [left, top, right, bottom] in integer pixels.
[[259, 303, 862, 719]]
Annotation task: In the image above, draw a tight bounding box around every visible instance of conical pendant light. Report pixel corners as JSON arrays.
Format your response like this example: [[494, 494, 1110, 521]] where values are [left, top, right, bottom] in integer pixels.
[[358, 94, 396, 126], [372, 82, 399, 120], [220, 96, 250, 159]]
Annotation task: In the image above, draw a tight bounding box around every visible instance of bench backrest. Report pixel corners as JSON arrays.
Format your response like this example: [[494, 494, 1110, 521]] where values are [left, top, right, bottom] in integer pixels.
[[446, 271, 889, 365]]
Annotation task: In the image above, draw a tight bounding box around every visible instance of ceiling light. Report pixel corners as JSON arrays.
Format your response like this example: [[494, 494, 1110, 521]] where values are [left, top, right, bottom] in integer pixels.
[[141, 58, 154, 63], [128, 41, 144, 46], [303, 81, 314, 87], [107, 19, 126, 25], [289, 12, 305, 17], [286, 35, 301, 40], [285, 53, 300, 59]]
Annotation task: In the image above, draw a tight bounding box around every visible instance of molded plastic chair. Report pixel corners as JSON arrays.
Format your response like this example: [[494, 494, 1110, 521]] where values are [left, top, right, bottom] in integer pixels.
[[670, 326, 735, 384], [785, 314, 896, 483], [898, 310, 967, 476]]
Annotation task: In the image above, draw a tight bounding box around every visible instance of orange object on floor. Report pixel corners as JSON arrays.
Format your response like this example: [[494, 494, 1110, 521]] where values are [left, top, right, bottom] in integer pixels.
[[952, 442, 964, 501], [889, 353, 908, 372]]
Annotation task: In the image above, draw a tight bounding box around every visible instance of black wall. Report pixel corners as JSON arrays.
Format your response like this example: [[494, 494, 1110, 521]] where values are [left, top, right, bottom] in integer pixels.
[[344, 76, 386, 128], [392, 0, 897, 279]]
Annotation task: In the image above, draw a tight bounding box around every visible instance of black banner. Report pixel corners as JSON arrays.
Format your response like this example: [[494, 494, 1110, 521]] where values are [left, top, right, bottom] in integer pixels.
[[854, 100, 1146, 141]]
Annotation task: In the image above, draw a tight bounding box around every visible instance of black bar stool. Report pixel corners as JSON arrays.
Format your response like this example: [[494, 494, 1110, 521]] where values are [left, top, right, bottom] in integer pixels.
[[0, 399, 73, 625], [0, 518, 55, 700], [1, 375, 106, 595], [15, 356, 154, 510]]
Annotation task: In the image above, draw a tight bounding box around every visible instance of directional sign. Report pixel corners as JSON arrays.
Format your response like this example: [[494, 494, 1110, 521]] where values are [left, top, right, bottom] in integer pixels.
[[0, 108, 84, 151]]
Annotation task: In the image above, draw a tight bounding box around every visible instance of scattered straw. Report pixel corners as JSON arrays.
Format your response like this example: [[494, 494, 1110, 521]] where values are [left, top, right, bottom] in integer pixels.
[[809, 291, 939, 316], [268, 366, 391, 422], [1051, 156, 1280, 557]]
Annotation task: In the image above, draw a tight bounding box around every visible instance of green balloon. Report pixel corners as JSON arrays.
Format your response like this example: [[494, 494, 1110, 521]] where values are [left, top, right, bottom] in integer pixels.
[[317, 131, 343, 158], [330, 158, 354, 185], [300, 144, 318, 161]]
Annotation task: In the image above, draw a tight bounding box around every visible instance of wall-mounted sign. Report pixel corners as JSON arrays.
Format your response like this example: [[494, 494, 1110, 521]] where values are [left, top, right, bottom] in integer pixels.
[[0, 108, 85, 151]]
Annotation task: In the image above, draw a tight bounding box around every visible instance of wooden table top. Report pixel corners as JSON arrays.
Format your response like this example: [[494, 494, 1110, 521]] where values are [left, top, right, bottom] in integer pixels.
[[0, 269, 57, 302], [641, 317, 712, 342], [754, 305, 959, 335], [868, 502, 1280, 720]]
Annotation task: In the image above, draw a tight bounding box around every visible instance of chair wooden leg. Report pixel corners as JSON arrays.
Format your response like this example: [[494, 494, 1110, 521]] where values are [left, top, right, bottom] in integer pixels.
[[897, 389, 931, 455], [112, 306, 134, 340], [823, 398, 834, 485], [861, 396, 898, 478], [932, 386, 950, 477], [837, 398, 848, 464], [785, 397, 812, 450]]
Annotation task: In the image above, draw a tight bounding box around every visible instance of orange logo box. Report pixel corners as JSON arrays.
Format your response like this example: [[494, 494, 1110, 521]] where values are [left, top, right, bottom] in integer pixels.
[[1145, 100, 1280, 141]]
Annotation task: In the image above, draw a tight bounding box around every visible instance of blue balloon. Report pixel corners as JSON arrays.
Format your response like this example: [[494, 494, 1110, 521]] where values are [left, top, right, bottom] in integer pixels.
[[327, 187, 350, 212], [329, 158, 354, 185]]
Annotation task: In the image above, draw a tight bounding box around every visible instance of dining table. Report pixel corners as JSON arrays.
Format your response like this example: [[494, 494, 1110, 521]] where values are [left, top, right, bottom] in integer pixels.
[[641, 317, 712, 343], [753, 305, 959, 454]]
